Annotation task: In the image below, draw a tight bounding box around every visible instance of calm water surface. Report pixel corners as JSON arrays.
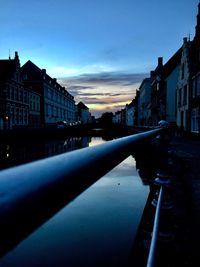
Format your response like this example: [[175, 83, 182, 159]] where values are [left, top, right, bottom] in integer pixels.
[[0, 137, 149, 267]]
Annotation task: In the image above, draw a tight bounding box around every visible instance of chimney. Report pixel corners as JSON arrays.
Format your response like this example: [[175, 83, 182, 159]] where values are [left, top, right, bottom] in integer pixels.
[[15, 51, 19, 59], [42, 69, 46, 74], [183, 37, 188, 44], [158, 57, 163, 66]]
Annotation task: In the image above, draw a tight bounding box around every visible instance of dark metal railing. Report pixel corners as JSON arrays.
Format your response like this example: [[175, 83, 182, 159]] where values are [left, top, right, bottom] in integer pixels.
[[146, 186, 164, 267], [0, 127, 164, 258], [146, 171, 173, 267]]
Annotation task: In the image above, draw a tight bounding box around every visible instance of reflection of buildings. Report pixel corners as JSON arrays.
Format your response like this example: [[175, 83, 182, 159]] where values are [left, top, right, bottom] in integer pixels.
[[0, 137, 91, 170], [45, 137, 91, 157]]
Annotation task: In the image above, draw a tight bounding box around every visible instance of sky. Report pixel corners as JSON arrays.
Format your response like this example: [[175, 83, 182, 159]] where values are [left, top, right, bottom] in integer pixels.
[[0, 0, 199, 117]]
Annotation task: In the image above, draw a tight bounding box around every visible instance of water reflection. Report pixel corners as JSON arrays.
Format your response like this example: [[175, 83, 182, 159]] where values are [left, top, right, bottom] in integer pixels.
[[0, 136, 154, 267], [0, 154, 149, 267], [0, 136, 91, 170]]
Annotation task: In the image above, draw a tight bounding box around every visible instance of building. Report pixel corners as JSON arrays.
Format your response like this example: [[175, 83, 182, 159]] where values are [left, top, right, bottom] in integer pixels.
[[0, 52, 31, 129], [190, 3, 200, 134], [149, 51, 181, 128], [28, 89, 41, 128], [77, 102, 92, 124], [163, 48, 182, 126], [137, 78, 152, 126], [176, 38, 191, 132], [150, 57, 165, 126], [126, 100, 135, 127], [112, 110, 122, 124], [21, 61, 76, 127]]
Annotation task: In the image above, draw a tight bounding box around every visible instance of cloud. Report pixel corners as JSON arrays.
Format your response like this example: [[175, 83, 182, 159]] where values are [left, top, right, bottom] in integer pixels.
[[58, 71, 148, 117], [65, 72, 147, 86]]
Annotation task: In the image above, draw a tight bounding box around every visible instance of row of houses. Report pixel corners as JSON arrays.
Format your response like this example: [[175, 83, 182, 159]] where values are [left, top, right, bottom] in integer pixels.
[[0, 53, 93, 130], [113, 3, 200, 135]]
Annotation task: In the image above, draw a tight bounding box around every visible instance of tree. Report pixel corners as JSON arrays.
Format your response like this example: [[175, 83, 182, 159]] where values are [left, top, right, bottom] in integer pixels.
[[99, 112, 113, 126]]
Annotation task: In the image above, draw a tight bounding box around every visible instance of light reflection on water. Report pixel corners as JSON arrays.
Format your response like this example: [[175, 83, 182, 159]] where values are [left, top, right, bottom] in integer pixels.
[[0, 137, 149, 267], [89, 137, 106, 147]]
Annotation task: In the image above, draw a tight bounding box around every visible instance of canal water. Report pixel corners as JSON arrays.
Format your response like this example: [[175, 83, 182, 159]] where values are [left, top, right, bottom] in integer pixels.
[[0, 136, 149, 267]]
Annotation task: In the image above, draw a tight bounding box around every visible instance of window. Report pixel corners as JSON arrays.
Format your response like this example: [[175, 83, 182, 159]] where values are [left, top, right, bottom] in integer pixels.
[[24, 91, 28, 103], [192, 79, 196, 98], [197, 76, 200, 96], [20, 89, 23, 102], [181, 63, 185, 79], [23, 74, 28, 80], [11, 87, 14, 100], [183, 85, 187, 105], [191, 108, 200, 133], [11, 107, 15, 123], [178, 89, 182, 107], [7, 85, 10, 99]]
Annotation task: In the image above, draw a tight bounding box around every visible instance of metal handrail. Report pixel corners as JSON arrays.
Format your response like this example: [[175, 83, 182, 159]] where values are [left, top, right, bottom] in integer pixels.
[[0, 127, 163, 258], [146, 186, 164, 267]]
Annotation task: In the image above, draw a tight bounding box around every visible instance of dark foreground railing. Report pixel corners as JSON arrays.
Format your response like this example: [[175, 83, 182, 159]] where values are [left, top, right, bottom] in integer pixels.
[[0, 128, 164, 258], [146, 186, 164, 267]]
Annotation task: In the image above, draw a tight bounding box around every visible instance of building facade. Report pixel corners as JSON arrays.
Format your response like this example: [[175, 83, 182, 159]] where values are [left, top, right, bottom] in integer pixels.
[[0, 52, 31, 129], [138, 78, 152, 126], [176, 38, 191, 132], [21, 61, 76, 127], [77, 102, 92, 124], [125, 101, 135, 126], [190, 3, 200, 133]]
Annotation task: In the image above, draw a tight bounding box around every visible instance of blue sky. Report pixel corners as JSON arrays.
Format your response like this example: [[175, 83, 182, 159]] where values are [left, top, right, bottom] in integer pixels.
[[0, 0, 198, 116]]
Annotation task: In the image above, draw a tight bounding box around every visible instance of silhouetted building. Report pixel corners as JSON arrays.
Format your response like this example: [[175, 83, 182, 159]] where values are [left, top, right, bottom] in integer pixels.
[[163, 48, 182, 126], [77, 102, 92, 124], [0, 52, 36, 129], [150, 57, 165, 126], [190, 3, 200, 133], [126, 100, 135, 126], [21, 61, 76, 127], [112, 110, 122, 124], [138, 78, 152, 126], [176, 38, 191, 132]]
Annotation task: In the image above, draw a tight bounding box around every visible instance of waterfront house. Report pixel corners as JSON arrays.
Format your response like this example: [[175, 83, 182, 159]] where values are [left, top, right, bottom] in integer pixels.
[[21, 61, 76, 127], [137, 78, 152, 126], [190, 3, 200, 134], [163, 48, 182, 127], [77, 102, 92, 124], [0, 52, 34, 129]]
